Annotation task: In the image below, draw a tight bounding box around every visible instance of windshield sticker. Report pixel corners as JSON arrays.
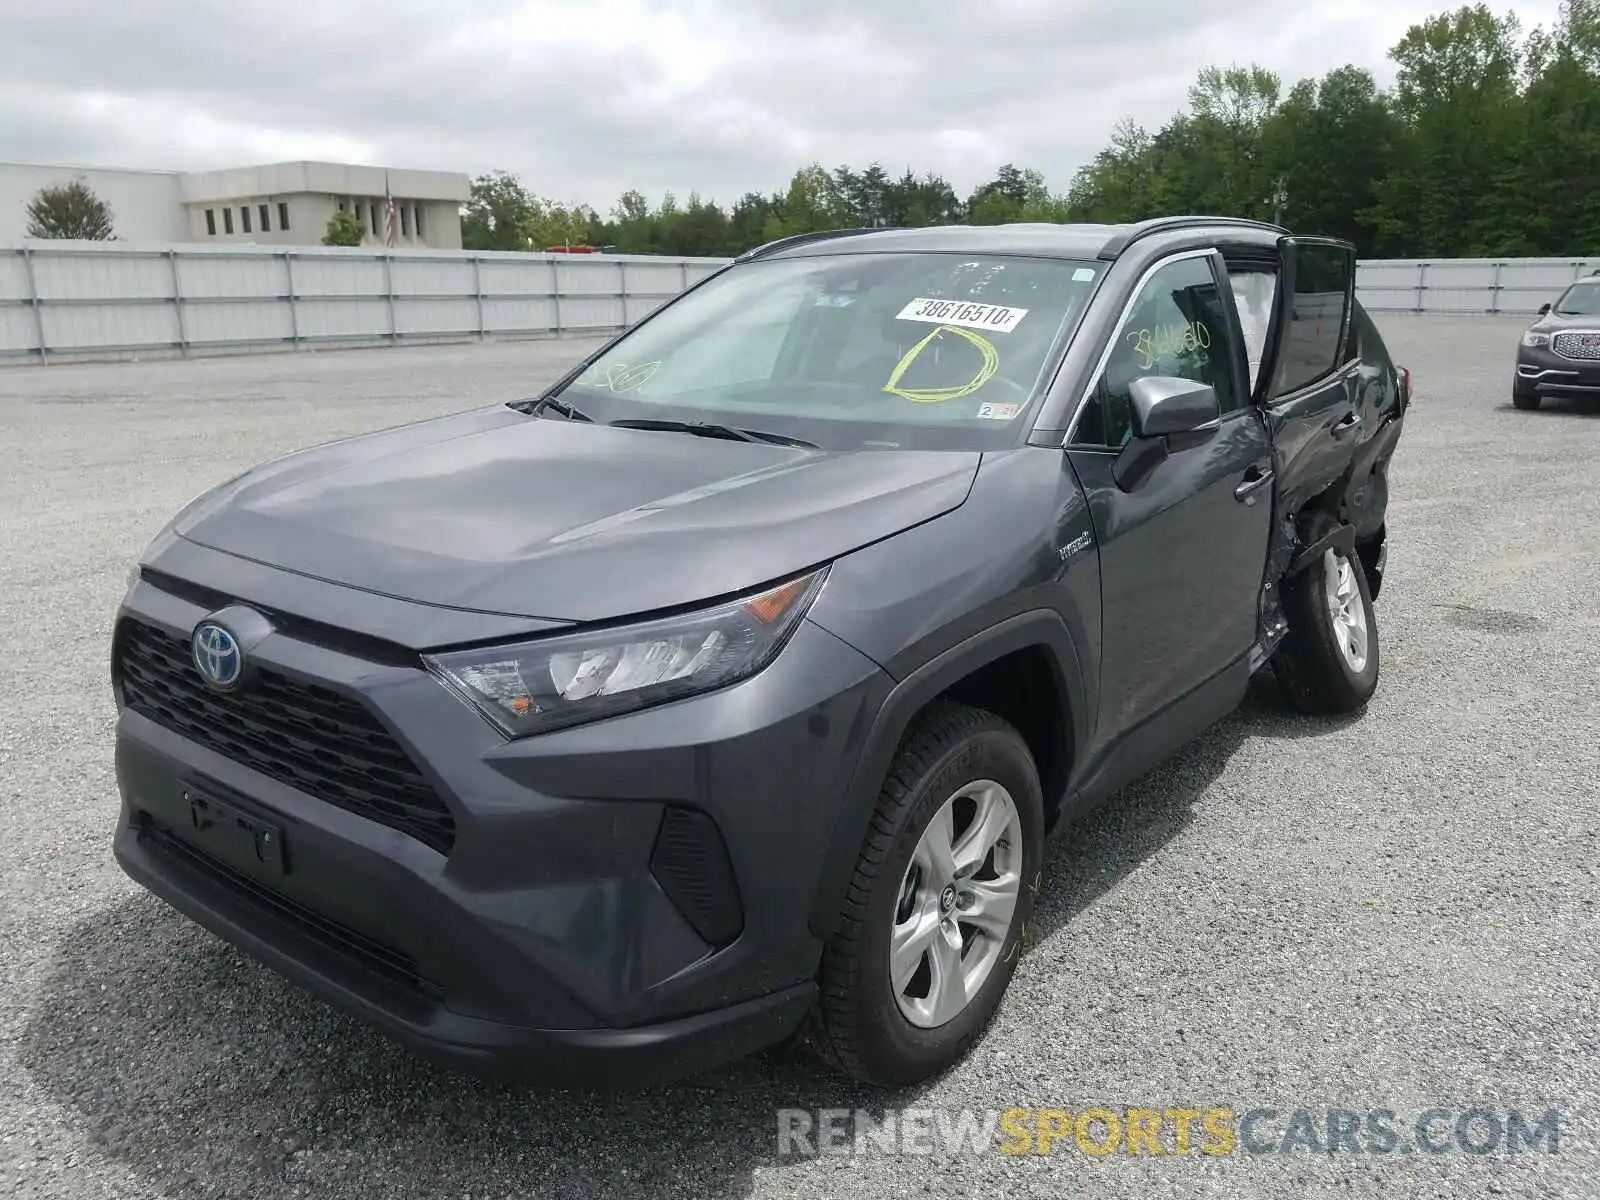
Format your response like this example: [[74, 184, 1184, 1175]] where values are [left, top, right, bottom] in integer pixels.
[[579, 361, 661, 393], [1073, 267, 1097, 282], [976, 402, 1021, 420], [896, 297, 1028, 334], [883, 324, 999, 403], [1126, 322, 1211, 370]]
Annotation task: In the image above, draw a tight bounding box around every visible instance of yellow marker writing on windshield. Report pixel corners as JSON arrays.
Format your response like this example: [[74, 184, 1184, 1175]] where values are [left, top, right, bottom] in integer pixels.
[[581, 361, 661, 393], [883, 324, 999, 403]]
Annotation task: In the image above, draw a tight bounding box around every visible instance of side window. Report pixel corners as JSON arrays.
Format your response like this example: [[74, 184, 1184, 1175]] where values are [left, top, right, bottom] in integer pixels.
[[1270, 243, 1353, 398], [1074, 255, 1240, 448]]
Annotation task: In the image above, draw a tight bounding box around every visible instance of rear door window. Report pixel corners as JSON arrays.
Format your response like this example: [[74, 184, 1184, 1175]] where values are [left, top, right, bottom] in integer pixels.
[[1269, 242, 1354, 398]]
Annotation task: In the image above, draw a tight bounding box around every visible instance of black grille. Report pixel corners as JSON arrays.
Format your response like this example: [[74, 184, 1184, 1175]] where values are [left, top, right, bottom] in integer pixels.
[[140, 815, 441, 999], [117, 619, 456, 854]]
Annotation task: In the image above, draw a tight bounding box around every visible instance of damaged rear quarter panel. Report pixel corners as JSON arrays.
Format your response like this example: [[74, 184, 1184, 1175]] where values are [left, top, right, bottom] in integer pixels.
[[1257, 303, 1407, 651]]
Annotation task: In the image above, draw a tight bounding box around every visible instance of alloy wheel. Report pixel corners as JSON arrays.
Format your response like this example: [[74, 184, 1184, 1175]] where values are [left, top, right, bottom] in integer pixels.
[[1323, 547, 1369, 673], [890, 780, 1024, 1029]]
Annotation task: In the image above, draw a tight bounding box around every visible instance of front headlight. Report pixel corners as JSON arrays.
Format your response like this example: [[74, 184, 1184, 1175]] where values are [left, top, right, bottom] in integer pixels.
[[424, 568, 829, 737], [1522, 330, 1551, 348]]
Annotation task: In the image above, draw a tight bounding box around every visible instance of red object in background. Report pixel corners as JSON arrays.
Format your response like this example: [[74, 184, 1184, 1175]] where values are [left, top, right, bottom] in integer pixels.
[[546, 245, 598, 253]]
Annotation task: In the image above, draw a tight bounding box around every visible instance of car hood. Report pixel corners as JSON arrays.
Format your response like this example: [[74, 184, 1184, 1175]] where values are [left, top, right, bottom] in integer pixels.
[[174, 406, 980, 625], [1532, 310, 1600, 331]]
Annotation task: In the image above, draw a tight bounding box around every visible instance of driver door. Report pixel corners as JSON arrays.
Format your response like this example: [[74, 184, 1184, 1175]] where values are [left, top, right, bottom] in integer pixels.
[[1065, 249, 1273, 752]]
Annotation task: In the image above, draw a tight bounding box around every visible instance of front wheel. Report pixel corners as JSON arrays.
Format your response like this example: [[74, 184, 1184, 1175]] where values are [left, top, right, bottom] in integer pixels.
[[1273, 517, 1380, 715], [805, 701, 1044, 1087], [1512, 388, 1542, 411]]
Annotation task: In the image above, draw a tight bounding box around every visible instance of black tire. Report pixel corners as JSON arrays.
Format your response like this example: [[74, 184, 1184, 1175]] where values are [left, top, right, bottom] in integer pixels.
[[804, 701, 1044, 1088], [1273, 513, 1381, 715], [1512, 389, 1542, 411]]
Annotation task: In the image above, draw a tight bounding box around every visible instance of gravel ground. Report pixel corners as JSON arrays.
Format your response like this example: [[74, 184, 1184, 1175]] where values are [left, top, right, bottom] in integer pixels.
[[3, 321, 1598, 1200]]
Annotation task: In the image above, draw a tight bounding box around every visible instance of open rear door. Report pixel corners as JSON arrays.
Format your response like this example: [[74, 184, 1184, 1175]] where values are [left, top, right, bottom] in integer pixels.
[[1255, 235, 1362, 516]]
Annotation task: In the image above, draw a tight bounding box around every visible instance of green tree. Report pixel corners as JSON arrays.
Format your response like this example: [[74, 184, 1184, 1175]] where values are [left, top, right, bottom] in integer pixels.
[[833, 163, 894, 227], [1065, 119, 1158, 223], [881, 170, 964, 226], [25, 178, 114, 240], [727, 191, 779, 253], [1259, 67, 1401, 251], [1145, 66, 1282, 218], [606, 188, 657, 253], [321, 210, 365, 246], [773, 163, 849, 236], [526, 199, 598, 250], [1487, 0, 1600, 253], [967, 164, 1048, 223], [462, 170, 538, 251], [1367, 4, 1524, 255]]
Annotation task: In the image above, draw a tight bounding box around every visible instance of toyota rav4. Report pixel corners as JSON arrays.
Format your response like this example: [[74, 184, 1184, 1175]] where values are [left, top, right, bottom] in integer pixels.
[[111, 216, 1411, 1089]]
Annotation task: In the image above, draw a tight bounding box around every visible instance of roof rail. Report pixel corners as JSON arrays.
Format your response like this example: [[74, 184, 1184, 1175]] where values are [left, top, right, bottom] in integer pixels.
[[735, 227, 878, 262], [1096, 215, 1288, 260]]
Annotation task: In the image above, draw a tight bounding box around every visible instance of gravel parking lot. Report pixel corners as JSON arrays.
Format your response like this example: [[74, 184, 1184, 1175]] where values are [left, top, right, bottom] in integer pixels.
[[3, 319, 1598, 1200]]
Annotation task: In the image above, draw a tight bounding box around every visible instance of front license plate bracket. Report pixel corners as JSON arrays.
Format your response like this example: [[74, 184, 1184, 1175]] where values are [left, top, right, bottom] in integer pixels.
[[184, 788, 287, 874]]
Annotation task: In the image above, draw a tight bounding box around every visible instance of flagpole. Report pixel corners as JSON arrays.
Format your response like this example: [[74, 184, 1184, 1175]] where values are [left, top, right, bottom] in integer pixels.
[[383, 170, 396, 248]]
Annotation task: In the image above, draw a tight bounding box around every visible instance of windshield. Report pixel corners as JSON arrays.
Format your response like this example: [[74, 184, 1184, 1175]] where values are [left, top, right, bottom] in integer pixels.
[[1554, 280, 1600, 316], [548, 251, 1102, 449]]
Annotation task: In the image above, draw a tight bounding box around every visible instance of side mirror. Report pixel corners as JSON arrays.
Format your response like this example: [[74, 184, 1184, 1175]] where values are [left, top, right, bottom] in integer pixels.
[[1537, 302, 1551, 316], [1112, 376, 1222, 493], [1129, 376, 1221, 439]]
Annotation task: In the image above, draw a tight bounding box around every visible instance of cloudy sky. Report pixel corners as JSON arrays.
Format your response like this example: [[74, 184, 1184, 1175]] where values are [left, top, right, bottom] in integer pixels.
[[1, 0, 1564, 210]]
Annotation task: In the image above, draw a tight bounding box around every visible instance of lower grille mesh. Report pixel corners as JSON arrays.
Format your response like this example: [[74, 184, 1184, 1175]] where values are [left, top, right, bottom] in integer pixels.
[[141, 815, 440, 998]]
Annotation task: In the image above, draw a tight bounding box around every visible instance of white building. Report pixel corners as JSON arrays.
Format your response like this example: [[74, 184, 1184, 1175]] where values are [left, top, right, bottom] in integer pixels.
[[2, 159, 470, 249]]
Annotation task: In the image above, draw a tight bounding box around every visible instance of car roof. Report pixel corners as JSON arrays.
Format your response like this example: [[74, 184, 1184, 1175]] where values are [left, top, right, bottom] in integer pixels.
[[740, 216, 1290, 264]]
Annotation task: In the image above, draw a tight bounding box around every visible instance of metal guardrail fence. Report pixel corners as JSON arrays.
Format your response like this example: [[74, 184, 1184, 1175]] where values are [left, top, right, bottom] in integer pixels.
[[3, 244, 1597, 366], [0, 241, 728, 365], [1355, 257, 1600, 315]]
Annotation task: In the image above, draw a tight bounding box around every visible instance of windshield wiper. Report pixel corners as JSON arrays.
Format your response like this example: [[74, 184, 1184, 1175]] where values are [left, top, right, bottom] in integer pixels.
[[515, 395, 594, 421], [608, 418, 818, 449]]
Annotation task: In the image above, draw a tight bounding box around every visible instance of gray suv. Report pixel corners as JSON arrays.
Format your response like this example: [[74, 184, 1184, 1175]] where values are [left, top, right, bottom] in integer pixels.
[[110, 217, 1410, 1089], [1515, 271, 1600, 410]]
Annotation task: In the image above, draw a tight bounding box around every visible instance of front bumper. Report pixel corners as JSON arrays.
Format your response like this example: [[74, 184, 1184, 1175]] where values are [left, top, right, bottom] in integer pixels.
[[1515, 343, 1600, 397], [113, 815, 816, 1086], [110, 554, 887, 1085]]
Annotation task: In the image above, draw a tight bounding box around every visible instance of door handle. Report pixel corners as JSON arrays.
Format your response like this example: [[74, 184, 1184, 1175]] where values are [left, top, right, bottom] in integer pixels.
[[1330, 411, 1362, 437], [1235, 466, 1273, 502]]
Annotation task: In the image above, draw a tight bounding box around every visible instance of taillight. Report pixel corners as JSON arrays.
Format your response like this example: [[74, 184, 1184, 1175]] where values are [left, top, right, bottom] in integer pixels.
[[1398, 366, 1413, 405]]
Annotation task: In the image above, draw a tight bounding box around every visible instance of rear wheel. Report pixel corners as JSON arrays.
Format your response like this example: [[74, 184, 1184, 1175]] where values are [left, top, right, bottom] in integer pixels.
[[1273, 515, 1380, 715], [805, 701, 1043, 1087]]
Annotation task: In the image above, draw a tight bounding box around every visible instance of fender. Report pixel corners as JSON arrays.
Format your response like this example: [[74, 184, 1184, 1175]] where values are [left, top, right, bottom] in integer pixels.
[[805, 608, 1091, 941]]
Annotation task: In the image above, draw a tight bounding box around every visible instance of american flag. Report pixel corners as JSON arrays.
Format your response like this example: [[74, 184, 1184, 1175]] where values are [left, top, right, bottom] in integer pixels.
[[382, 176, 397, 247]]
